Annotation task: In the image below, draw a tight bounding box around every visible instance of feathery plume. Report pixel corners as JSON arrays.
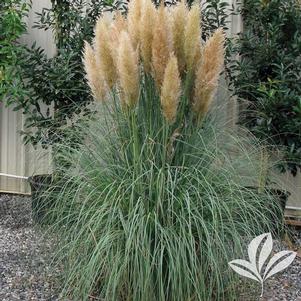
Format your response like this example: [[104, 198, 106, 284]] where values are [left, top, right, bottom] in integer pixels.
[[184, 4, 201, 71], [151, 4, 173, 88], [193, 28, 225, 120], [83, 42, 107, 101], [171, 1, 188, 74], [128, 0, 143, 49], [117, 31, 140, 108], [110, 12, 127, 44], [95, 17, 117, 89], [109, 12, 127, 65], [161, 54, 181, 123], [140, 0, 156, 73], [112, 11, 127, 33]]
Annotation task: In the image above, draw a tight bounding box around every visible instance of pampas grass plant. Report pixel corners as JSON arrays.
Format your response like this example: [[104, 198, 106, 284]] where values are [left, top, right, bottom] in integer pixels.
[[46, 1, 284, 300]]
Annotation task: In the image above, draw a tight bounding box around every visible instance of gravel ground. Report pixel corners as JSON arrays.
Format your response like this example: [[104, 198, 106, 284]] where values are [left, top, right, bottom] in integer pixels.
[[0, 194, 59, 301], [0, 193, 300, 301]]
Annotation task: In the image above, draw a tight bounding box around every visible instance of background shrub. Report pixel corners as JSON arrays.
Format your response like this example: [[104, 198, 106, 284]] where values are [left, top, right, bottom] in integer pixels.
[[6, 0, 124, 148], [0, 0, 29, 103], [233, 0, 301, 175]]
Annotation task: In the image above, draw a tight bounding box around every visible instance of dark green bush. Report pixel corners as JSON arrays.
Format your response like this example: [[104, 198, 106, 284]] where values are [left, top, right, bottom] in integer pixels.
[[0, 0, 29, 102], [234, 0, 301, 175], [19, 1, 103, 147], [7, 0, 124, 148]]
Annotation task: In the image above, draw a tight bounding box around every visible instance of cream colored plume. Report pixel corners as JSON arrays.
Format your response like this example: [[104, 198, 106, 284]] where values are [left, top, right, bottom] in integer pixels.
[[95, 17, 117, 89], [109, 12, 127, 66], [128, 0, 143, 49], [161, 54, 181, 123], [140, 0, 156, 73], [171, 1, 188, 74], [184, 4, 201, 71], [110, 12, 127, 47], [116, 31, 139, 108], [151, 4, 173, 88], [113, 11, 127, 32], [83, 42, 106, 101], [193, 28, 225, 120]]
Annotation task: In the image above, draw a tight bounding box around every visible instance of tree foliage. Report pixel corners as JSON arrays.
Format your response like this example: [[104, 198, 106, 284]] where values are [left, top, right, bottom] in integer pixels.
[[0, 0, 29, 102], [6, 0, 123, 147], [234, 0, 301, 175]]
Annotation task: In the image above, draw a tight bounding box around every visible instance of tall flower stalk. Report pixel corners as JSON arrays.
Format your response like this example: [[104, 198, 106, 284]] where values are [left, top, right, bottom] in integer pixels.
[[84, 0, 225, 162], [47, 1, 283, 300]]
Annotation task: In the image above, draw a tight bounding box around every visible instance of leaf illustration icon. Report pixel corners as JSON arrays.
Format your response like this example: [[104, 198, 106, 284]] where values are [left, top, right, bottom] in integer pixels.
[[229, 259, 262, 282], [248, 233, 271, 267], [229, 233, 297, 298], [263, 251, 297, 281], [258, 233, 273, 273]]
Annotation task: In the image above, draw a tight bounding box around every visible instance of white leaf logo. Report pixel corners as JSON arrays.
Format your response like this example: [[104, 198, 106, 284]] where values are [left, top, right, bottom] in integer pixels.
[[228, 259, 261, 282], [263, 250, 297, 280], [228, 233, 297, 297]]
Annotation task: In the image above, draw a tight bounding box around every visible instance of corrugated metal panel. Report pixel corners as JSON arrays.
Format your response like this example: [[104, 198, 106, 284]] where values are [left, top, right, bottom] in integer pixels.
[[21, 0, 56, 56], [0, 105, 27, 193]]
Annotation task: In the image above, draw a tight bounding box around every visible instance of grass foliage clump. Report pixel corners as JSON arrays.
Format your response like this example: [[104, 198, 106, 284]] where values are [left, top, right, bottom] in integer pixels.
[[47, 1, 283, 300]]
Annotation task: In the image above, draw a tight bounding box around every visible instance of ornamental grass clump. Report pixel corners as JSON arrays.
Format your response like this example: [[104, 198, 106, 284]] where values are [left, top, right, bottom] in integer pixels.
[[47, 1, 283, 300]]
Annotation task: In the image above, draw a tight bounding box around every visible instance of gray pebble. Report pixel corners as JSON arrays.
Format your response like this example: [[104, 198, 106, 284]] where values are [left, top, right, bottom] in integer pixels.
[[0, 194, 59, 300]]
